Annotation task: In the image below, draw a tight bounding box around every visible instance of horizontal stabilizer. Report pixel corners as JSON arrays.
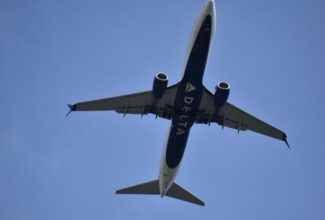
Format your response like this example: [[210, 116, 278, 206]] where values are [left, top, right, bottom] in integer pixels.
[[166, 182, 205, 206], [116, 180, 204, 206], [116, 180, 159, 195]]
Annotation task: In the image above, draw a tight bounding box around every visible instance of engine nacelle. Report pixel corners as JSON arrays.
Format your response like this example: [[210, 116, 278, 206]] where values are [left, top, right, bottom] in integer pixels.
[[152, 72, 168, 99], [214, 81, 230, 108]]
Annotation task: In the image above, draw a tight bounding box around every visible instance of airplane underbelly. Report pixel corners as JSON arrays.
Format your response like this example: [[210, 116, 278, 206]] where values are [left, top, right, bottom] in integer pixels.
[[163, 81, 204, 169], [165, 126, 191, 168], [159, 11, 214, 198]]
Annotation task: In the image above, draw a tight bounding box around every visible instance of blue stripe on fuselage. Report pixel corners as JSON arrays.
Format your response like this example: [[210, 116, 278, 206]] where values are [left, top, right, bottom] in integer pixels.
[[166, 15, 212, 169]]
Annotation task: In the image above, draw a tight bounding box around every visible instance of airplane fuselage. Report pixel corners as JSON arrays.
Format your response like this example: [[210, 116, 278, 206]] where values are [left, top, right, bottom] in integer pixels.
[[159, 1, 215, 196], [69, 0, 288, 206]]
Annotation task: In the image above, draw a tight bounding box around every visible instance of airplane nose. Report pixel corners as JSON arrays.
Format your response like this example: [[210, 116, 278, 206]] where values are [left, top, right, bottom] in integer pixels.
[[205, 0, 215, 15]]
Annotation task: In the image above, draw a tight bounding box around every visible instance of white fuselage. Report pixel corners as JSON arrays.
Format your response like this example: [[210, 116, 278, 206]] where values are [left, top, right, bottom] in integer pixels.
[[159, 0, 216, 197]]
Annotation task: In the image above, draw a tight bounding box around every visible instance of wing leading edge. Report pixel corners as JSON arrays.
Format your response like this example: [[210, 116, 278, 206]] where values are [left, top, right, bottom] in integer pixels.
[[197, 88, 289, 148]]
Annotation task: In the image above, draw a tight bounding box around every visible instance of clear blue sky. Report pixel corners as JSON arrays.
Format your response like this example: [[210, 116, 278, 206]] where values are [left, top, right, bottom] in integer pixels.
[[1, 0, 325, 219]]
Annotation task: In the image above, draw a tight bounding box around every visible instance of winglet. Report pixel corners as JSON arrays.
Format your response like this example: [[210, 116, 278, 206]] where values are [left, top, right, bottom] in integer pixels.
[[66, 104, 76, 117], [282, 134, 290, 149]]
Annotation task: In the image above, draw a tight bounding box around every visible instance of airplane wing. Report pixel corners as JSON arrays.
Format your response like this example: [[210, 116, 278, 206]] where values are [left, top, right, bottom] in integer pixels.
[[197, 88, 289, 147], [67, 84, 179, 119]]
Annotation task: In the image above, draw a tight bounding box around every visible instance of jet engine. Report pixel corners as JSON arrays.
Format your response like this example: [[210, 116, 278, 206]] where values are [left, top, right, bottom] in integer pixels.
[[152, 72, 168, 99], [214, 81, 230, 108]]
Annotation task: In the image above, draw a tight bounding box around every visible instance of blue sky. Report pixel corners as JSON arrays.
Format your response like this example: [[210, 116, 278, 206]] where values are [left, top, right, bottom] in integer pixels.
[[1, 0, 325, 219]]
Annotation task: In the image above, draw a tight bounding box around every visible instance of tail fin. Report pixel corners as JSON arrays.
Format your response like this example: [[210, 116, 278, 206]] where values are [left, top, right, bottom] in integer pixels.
[[116, 179, 204, 206]]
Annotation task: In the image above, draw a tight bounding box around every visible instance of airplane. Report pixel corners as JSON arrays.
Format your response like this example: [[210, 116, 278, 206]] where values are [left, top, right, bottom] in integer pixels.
[[67, 0, 289, 206]]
